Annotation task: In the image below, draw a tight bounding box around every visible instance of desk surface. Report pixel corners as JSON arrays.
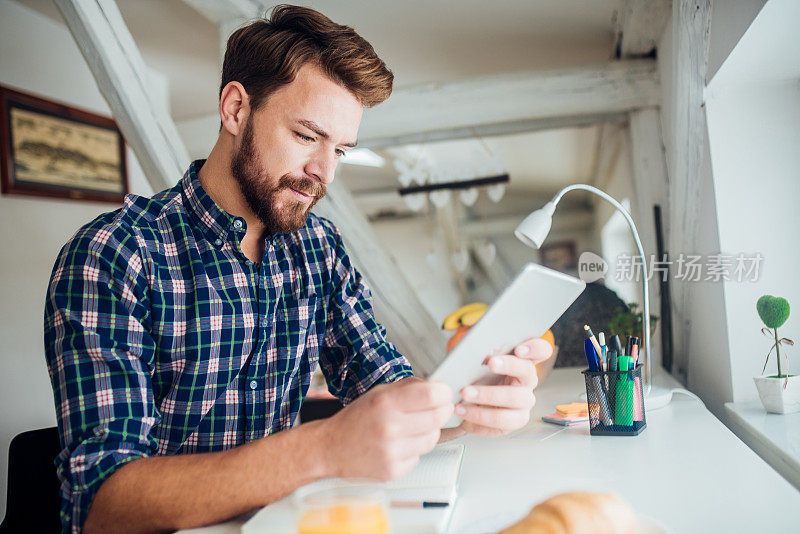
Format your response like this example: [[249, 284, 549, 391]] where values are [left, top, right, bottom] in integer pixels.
[[180, 368, 800, 534]]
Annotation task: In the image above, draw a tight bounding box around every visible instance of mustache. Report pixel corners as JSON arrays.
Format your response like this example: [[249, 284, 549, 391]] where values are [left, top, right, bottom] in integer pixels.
[[278, 175, 326, 199]]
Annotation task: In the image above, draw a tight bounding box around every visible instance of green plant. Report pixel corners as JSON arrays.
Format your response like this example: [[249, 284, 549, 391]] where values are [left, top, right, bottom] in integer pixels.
[[608, 302, 658, 339], [757, 295, 794, 378]]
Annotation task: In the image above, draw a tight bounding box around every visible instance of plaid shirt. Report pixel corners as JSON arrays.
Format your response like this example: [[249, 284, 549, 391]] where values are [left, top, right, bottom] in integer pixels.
[[43, 159, 414, 533]]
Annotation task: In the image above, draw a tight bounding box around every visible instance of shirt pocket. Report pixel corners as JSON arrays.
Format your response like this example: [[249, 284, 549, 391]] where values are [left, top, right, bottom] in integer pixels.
[[274, 295, 318, 381]]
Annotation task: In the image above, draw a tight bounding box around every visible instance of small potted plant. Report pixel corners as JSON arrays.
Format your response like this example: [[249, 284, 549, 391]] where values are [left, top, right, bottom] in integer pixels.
[[608, 302, 659, 339], [754, 295, 798, 414]]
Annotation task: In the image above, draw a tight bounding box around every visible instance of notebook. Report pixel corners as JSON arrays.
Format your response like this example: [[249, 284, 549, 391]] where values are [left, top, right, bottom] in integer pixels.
[[241, 443, 465, 534]]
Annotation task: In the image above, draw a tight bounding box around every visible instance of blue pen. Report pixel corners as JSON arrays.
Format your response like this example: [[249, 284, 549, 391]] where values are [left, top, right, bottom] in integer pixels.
[[584, 339, 600, 372]]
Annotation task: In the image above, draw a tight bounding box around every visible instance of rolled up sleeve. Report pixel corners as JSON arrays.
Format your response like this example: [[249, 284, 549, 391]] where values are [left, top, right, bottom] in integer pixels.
[[44, 219, 159, 533], [317, 220, 414, 405]]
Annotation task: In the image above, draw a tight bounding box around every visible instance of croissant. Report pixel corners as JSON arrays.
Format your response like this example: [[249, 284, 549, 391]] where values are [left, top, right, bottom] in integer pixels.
[[499, 491, 638, 534]]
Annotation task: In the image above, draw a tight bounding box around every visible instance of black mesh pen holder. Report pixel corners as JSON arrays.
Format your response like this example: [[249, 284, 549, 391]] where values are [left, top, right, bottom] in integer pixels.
[[582, 364, 646, 436]]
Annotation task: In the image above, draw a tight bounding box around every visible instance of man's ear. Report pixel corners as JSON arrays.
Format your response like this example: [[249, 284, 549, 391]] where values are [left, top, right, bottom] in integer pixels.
[[219, 81, 250, 137]]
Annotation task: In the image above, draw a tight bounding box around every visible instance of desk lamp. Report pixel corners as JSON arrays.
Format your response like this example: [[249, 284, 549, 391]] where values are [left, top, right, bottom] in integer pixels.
[[515, 183, 672, 407]]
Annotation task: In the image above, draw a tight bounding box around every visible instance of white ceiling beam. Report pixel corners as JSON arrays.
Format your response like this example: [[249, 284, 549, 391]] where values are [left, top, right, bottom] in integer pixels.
[[362, 112, 628, 150], [359, 60, 660, 148], [461, 209, 594, 238], [614, 0, 672, 58], [54, 0, 192, 191]]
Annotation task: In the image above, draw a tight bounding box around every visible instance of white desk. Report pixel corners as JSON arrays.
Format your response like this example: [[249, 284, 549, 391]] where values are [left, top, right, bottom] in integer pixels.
[[180, 368, 800, 533]]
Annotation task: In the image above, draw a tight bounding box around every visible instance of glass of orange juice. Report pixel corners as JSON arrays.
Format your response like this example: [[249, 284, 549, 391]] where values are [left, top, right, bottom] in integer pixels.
[[294, 483, 390, 534]]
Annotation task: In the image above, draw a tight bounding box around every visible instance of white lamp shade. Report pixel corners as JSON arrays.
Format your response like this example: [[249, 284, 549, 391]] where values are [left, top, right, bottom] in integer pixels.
[[514, 202, 555, 248]]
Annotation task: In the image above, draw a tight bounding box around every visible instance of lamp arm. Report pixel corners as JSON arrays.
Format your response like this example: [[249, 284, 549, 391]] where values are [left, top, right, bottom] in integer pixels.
[[550, 184, 652, 389]]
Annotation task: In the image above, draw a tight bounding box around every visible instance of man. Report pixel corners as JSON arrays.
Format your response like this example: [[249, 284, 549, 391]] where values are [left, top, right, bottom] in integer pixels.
[[44, 5, 552, 533]]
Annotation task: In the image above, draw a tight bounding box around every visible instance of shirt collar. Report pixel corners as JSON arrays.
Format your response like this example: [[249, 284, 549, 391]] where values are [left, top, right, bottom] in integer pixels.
[[180, 159, 243, 245]]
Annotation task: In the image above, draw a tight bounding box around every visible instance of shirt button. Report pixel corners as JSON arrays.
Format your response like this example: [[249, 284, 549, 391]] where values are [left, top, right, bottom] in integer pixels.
[[214, 238, 223, 247], [233, 219, 244, 231], [249, 380, 258, 390]]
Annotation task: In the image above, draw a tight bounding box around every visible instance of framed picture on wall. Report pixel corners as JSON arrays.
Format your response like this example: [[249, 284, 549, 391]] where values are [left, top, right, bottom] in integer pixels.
[[539, 240, 578, 272], [0, 85, 128, 203]]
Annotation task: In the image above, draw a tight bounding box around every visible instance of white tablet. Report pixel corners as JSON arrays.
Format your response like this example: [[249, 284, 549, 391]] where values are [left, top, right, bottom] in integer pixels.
[[430, 263, 585, 410]]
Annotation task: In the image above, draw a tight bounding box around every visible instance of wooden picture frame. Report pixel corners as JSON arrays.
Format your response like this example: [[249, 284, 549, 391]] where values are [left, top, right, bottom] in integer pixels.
[[0, 85, 128, 203], [539, 240, 578, 271]]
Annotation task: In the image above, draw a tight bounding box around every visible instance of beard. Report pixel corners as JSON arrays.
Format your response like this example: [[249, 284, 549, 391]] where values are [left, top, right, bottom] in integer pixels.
[[229, 121, 326, 235]]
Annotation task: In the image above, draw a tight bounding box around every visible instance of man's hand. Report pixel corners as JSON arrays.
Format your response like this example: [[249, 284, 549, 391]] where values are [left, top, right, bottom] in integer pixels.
[[320, 378, 454, 481], [452, 337, 554, 437]]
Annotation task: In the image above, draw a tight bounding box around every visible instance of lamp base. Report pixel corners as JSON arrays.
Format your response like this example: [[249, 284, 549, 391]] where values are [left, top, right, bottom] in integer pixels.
[[644, 384, 677, 411]]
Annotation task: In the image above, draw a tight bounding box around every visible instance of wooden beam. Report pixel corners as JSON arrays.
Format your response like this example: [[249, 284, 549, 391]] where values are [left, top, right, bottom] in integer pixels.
[[361, 112, 628, 150], [668, 0, 712, 380], [614, 0, 672, 58], [54, 0, 191, 192], [359, 60, 660, 148]]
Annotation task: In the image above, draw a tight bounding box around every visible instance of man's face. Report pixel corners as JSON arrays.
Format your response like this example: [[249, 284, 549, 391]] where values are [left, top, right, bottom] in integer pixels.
[[230, 62, 363, 235]]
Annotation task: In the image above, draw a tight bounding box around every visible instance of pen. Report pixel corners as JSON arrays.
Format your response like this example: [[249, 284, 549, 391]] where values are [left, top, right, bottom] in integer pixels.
[[598, 332, 607, 370], [391, 501, 450, 508], [612, 335, 624, 357], [584, 339, 600, 372], [584, 325, 603, 365], [630, 336, 640, 365]]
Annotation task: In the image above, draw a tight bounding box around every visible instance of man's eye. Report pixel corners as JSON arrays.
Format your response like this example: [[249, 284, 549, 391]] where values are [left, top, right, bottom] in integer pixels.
[[295, 132, 314, 142], [335, 149, 345, 158]]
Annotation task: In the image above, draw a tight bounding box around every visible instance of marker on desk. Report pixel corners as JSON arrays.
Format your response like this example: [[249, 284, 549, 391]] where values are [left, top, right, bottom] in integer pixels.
[[608, 348, 618, 373], [616, 355, 634, 426], [630, 336, 640, 365]]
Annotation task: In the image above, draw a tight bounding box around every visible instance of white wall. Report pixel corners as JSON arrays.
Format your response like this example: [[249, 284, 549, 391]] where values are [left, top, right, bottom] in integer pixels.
[[705, 0, 800, 404], [0, 0, 156, 517]]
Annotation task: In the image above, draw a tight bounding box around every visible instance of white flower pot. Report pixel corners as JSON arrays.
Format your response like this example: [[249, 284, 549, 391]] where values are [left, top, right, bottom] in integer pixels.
[[753, 375, 800, 414]]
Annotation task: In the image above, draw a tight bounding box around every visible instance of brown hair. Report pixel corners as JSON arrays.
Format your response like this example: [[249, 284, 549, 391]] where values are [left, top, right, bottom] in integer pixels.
[[220, 4, 393, 111]]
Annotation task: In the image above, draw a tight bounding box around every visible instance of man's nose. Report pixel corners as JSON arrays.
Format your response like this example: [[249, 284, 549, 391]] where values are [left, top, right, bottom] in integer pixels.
[[305, 150, 337, 186]]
